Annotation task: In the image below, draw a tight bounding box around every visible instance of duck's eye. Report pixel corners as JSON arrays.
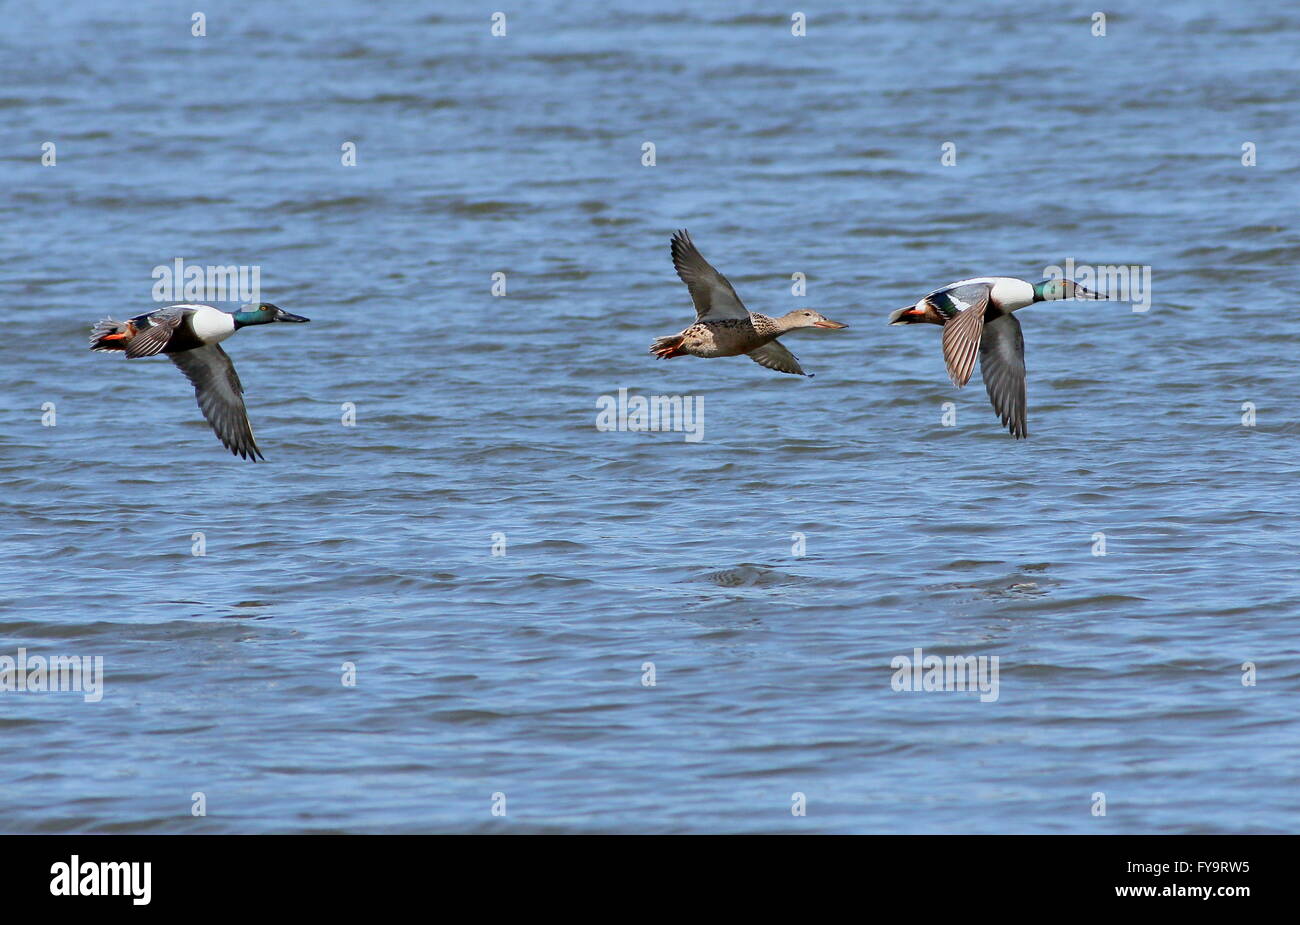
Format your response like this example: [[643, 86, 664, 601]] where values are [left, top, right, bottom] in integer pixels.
[[803, 312, 812, 317]]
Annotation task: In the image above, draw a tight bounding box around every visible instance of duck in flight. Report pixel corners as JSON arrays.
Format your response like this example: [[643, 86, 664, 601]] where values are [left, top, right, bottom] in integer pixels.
[[888, 277, 1099, 438], [651, 229, 848, 377], [90, 302, 310, 460]]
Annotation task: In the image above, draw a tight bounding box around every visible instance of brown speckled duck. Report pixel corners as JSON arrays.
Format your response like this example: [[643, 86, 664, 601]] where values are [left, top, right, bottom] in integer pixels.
[[650, 229, 847, 377]]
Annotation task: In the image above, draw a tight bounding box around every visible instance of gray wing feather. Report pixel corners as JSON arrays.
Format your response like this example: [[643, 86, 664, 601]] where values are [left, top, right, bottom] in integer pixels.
[[926, 282, 992, 316], [747, 339, 808, 376], [979, 312, 1028, 439], [125, 307, 185, 358], [169, 344, 264, 461], [939, 286, 991, 388], [671, 229, 750, 322]]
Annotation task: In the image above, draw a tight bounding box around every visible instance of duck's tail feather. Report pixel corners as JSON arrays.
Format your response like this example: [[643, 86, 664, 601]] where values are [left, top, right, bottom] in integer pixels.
[[650, 334, 686, 359], [90, 318, 132, 351]]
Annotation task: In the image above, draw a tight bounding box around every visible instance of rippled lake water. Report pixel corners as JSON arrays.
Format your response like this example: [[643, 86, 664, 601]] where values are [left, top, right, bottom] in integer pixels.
[[2, 1, 1298, 833]]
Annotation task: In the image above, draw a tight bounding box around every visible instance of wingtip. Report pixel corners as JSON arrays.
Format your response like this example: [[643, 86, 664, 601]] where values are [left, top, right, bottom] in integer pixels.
[[227, 443, 265, 462]]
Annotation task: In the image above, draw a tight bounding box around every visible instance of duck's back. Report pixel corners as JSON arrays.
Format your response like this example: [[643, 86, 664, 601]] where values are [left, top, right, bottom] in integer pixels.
[[130, 304, 235, 353], [939, 277, 1035, 311], [693, 313, 767, 356]]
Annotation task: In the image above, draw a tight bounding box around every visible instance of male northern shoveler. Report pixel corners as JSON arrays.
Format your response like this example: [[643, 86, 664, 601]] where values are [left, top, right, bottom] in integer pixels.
[[888, 277, 1099, 439], [650, 229, 848, 377], [90, 302, 309, 460]]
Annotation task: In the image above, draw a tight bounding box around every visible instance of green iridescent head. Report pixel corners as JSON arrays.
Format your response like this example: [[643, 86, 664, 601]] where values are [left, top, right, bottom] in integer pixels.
[[1033, 279, 1099, 302], [233, 302, 311, 326]]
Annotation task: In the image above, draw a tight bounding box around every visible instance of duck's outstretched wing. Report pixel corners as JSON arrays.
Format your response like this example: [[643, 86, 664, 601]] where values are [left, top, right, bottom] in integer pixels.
[[979, 312, 1028, 439], [671, 229, 750, 322], [747, 340, 808, 376], [938, 285, 991, 388], [124, 306, 186, 358], [169, 344, 264, 461]]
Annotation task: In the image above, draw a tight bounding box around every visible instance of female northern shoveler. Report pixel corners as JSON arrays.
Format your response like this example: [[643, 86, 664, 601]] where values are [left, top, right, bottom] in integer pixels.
[[90, 302, 309, 460], [888, 277, 1098, 439], [650, 229, 848, 377]]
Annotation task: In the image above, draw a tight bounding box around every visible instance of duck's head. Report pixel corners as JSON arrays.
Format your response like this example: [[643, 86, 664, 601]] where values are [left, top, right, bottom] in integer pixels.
[[1032, 279, 1099, 302], [233, 302, 311, 327], [780, 309, 849, 330]]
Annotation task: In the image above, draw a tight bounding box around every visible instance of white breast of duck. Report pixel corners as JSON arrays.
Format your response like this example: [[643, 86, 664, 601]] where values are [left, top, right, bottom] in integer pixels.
[[948, 277, 1036, 312], [182, 304, 237, 344]]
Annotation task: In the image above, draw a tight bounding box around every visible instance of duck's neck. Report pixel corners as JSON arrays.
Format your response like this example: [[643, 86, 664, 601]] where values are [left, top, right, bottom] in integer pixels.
[[769, 312, 802, 334]]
